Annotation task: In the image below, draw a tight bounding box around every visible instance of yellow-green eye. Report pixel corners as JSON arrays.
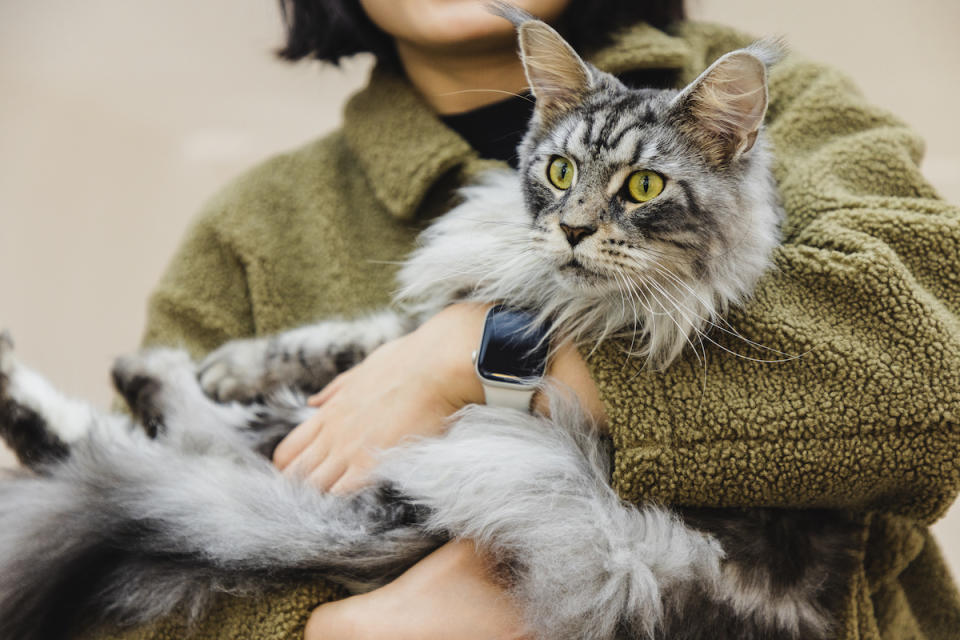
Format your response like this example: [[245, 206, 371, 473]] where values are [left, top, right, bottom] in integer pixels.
[[625, 170, 665, 203], [547, 156, 575, 190]]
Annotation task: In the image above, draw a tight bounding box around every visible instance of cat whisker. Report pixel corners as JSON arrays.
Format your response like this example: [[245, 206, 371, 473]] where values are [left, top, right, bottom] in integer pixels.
[[647, 276, 801, 366], [653, 265, 811, 362], [610, 250, 808, 366], [603, 262, 670, 316], [610, 269, 629, 324], [644, 278, 706, 369], [611, 271, 644, 370], [434, 89, 535, 103], [366, 259, 407, 266], [634, 244, 693, 260], [449, 216, 536, 230], [639, 274, 710, 402]]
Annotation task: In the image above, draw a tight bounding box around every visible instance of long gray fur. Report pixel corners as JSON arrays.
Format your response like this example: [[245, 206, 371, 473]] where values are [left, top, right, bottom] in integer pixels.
[[0, 9, 856, 640]]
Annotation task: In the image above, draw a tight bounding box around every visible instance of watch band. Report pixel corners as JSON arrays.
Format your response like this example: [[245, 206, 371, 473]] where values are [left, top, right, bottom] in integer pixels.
[[480, 382, 537, 411]]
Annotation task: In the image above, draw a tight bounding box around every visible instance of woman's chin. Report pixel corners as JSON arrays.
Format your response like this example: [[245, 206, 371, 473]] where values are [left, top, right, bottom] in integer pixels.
[[362, 0, 573, 53]]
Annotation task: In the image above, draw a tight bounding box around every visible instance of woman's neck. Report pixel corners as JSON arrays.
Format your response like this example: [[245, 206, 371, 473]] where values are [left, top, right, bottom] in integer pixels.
[[395, 41, 529, 115]]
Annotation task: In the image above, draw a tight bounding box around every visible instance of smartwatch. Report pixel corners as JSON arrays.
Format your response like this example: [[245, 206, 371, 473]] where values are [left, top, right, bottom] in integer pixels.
[[472, 305, 550, 411]]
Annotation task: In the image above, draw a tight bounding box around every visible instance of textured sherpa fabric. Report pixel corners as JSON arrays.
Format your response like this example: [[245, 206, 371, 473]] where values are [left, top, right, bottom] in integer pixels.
[[91, 20, 960, 640], [79, 583, 345, 640]]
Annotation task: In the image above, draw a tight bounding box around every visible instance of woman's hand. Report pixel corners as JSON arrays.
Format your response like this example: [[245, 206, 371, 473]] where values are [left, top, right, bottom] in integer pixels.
[[273, 300, 607, 494], [272, 303, 490, 493], [303, 539, 531, 640]]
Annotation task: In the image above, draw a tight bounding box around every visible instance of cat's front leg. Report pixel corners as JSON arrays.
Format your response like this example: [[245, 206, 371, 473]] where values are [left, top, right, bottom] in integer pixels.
[[111, 346, 310, 459], [198, 309, 416, 403]]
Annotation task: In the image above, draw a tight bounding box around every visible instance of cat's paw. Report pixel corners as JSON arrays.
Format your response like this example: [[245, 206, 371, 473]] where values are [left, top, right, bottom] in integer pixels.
[[198, 338, 279, 404], [111, 348, 193, 437], [0, 330, 74, 467]]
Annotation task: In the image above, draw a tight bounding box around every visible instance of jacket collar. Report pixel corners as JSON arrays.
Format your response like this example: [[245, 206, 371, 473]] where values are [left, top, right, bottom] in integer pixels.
[[343, 23, 691, 221]]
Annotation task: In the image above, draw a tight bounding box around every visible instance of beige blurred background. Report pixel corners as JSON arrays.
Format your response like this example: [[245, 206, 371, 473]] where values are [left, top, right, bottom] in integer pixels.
[[1, 0, 957, 579]]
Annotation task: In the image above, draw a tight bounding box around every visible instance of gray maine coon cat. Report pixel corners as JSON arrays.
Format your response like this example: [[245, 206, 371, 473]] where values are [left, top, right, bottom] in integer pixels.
[[0, 7, 856, 640]]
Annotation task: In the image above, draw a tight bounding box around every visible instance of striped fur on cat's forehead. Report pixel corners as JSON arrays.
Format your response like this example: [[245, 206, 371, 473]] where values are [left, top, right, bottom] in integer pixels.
[[527, 85, 677, 172]]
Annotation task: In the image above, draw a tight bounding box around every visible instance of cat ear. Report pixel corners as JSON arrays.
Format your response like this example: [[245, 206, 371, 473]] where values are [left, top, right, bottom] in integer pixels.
[[515, 20, 593, 124], [671, 45, 778, 164]]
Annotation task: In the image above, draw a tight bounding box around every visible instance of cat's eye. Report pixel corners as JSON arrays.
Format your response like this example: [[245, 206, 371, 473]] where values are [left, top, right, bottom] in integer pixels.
[[624, 170, 665, 203], [547, 156, 575, 190]]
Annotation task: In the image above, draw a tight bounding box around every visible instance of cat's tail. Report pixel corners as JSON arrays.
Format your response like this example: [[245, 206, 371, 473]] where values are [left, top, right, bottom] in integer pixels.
[[0, 432, 437, 640], [0, 455, 142, 640]]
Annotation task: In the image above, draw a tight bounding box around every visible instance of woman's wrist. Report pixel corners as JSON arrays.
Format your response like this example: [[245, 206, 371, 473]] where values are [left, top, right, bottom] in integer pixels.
[[413, 303, 606, 427], [411, 302, 491, 408], [534, 341, 607, 428]]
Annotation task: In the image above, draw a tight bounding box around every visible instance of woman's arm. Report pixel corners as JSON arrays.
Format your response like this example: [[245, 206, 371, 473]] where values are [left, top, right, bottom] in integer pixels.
[[305, 540, 530, 640], [272, 301, 606, 494], [584, 52, 960, 522]]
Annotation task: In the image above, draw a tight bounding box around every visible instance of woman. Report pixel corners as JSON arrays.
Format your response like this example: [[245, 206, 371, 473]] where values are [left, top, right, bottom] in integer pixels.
[[120, 1, 960, 638]]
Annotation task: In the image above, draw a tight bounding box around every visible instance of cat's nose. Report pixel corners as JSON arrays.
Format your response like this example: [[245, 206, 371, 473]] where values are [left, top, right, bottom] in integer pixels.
[[559, 223, 597, 247]]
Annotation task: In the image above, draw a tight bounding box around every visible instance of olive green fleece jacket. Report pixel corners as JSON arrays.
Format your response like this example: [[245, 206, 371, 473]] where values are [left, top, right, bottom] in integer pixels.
[[87, 20, 960, 640]]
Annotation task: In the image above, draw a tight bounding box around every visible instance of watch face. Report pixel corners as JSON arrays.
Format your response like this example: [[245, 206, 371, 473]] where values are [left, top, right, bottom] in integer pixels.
[[476, 306, 549, 384]]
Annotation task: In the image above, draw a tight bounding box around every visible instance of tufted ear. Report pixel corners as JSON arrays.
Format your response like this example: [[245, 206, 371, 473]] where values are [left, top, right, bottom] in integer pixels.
[[517, 20, 592, 124], [488, 2, 592, 125], [671, 46, 776, 165]]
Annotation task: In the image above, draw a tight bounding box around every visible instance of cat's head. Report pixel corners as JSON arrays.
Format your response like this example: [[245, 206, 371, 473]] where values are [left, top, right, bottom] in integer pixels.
[[500, 6, 783, 366]]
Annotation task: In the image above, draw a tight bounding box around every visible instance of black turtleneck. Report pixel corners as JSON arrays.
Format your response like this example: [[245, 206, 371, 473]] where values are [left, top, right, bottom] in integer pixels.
[[439, 93, 535, 169]]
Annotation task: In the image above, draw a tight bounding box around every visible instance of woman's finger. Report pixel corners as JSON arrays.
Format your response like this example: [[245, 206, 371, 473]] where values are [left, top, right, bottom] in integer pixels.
[[329, 461, 374, 496], [307, 456, 349, 492], [284, 429, 335, 476], [273, 410, 326, 469]]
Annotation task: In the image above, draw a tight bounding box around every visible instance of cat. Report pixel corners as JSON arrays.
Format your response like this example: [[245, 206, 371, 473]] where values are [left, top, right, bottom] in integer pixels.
[[0, 7, 857, 640]]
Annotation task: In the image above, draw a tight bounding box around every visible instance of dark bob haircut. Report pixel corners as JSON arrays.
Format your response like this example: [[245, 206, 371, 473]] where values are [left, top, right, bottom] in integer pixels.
[[277, 0, 686, 67]]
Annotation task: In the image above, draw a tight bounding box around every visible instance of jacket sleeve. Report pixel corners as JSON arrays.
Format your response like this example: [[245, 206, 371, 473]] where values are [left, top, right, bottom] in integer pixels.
[[584, 55, 960, 525], [140, 208, 256, 359]]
